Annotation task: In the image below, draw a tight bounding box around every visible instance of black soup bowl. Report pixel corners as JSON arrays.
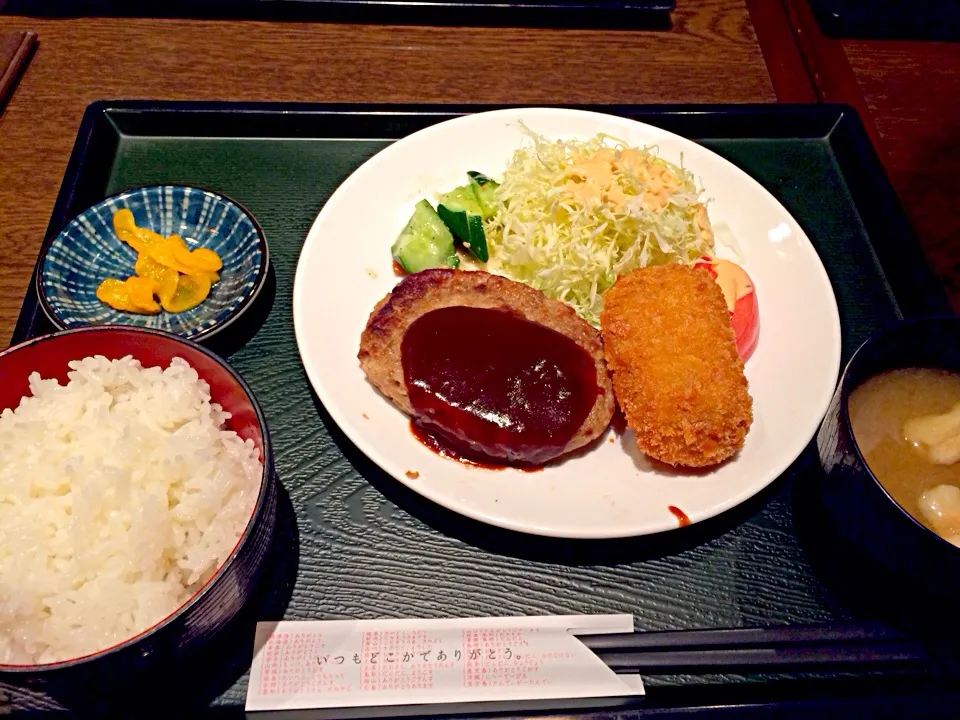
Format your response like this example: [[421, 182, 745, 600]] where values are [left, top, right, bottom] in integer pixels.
[[816, 315, 960, 599]]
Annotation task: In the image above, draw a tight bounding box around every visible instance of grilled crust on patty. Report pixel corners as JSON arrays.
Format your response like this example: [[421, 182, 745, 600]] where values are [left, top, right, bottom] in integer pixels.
[[358, 269, 615, 459]]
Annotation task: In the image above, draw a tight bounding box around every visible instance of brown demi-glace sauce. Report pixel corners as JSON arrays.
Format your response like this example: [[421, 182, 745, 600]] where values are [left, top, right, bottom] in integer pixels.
[[409, 421, 545, 472], [410, 420, 505, 470], [401, 306, 598, 467], [668, 506, 691, 527]]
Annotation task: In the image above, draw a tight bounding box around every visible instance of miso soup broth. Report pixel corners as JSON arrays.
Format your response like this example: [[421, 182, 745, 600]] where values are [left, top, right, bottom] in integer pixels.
[[848, 367, 960, 545]]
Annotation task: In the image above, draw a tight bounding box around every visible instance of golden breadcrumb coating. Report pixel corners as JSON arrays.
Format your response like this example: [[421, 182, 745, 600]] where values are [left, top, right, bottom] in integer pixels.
[[600, 264, 752, 467]]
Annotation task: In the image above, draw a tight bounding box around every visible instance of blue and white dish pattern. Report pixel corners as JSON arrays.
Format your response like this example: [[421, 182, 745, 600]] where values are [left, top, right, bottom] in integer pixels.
[[39, 186, 268, 341]]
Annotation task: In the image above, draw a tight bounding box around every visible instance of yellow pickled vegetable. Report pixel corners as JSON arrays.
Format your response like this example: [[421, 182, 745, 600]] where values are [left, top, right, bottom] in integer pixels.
[[96, 279, 138, 313], [97, 210, 222, 315], [173, 243, 222, 273], [134, 254, 180, 308], [125, 277, 162, 313], [113, 208, 136, 233], [145, 235, 192, 273], [163, 272, 211, 313], [113, 209, 165, 254], [96, 277, 161, 314], [184, 268, 220, 285]]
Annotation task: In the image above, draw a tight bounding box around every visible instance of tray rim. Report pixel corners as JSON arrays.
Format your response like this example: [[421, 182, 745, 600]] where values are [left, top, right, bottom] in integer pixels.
[[2, 0, 676, 28], [4, 100, 956, 717]]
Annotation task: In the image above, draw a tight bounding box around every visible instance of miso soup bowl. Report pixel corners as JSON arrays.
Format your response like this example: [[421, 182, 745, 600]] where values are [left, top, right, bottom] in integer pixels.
[[816, 315, 960, 598], [0, 326, 277, 697]]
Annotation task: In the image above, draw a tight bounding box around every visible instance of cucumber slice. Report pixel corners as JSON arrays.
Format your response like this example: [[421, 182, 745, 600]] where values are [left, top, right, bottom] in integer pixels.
[[436, 185, 489, 263], [467, 171, 500, 220], [391, 200, 459, 273]]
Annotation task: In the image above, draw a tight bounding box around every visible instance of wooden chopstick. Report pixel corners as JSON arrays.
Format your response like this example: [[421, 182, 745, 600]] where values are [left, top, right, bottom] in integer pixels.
[[0, 31, 38, 112], [594, 642, 929, 673], [575, 624, 929, 674], [578, 623, 906, 652]]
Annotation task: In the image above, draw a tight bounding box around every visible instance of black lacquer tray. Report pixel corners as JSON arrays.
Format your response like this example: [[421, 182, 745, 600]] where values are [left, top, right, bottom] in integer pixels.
[[4, 102, 959, 718], [1, 0, 674, 31], [808, 0, 960, 41]]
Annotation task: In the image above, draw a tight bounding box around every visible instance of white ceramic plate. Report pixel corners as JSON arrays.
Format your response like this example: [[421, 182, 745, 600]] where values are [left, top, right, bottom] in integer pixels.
[[293, 108, 842, 539]]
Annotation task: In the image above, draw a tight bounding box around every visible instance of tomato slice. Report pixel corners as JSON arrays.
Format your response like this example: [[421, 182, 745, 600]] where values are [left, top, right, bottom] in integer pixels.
[[731, 287, 759, 361], [695, 256, 759, 362]]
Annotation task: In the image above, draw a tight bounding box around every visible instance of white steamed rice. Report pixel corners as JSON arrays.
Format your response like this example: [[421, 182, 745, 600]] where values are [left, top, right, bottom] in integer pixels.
[[0, 355, 262, 665]]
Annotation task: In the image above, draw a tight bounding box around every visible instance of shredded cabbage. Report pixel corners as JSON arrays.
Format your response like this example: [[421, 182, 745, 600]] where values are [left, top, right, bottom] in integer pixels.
[[484, 128, 715, 326]]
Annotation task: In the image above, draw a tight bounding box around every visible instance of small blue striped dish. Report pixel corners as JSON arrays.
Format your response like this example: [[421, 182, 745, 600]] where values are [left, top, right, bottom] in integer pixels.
[[38, 186, 269, 342]]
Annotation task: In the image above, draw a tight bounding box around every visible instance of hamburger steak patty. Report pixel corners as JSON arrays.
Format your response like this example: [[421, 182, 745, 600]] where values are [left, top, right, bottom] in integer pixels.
[[358, 269, 615, 464]]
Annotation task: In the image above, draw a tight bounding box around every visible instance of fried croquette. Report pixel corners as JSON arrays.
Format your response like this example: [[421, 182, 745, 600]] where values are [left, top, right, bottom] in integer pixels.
[[359, 269, 615, 462], [600, 264, 753, 467]]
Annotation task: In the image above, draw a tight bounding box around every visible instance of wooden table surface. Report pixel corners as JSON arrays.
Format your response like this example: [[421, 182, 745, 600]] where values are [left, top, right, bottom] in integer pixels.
[[764, 0, 960, 312], [843, 40, 960, 307], [0, 1, 773, 345]]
